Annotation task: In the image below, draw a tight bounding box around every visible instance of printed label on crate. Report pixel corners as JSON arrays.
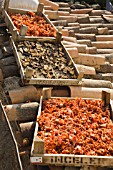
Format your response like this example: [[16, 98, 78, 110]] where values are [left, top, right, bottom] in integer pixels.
[[48, 156, 113, 166], [30, 157, 42, 163]]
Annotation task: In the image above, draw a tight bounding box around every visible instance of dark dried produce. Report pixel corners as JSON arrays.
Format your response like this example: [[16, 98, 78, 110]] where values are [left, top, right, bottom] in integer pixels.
[[17, 41, 77, 79], [37, 98, 113, 156]]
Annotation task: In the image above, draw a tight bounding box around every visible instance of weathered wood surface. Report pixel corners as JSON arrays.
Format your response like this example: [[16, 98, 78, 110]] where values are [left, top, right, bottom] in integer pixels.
[[8, 86, 42, 104], [0, 101, 23, 170], [4, 102, 39, 121], [20, 121, 36, 144]]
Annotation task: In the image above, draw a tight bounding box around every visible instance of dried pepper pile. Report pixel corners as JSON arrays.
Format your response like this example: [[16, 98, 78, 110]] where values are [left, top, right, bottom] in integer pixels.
[[38, 98, 113, 156], [9, 11, 56, 37]]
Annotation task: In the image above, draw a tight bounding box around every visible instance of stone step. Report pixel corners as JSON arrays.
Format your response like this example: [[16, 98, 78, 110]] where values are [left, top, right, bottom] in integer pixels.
[[80, 23, 113, 30], [75, 33, 96, 41], [70, 86, 113, 99], [58, 16, 77, 23], [62, 36, 77, 43], [52, 20, 67, 26], [89, 10, 106, 16], [80, 23, 103, 28], [77, 15, 90, 23], [102, 24, 113, 30], [97, 49, 113, 54], [98, 63, 112, 73], [64, 26, 80, 33], [104, 53, 113, 64], [70, 8, 93, 14], [92, 41, 113, 49], [58, 2, 70, 7], [61, 29, 69, 36], [84, 73, 113, 82], [70, 13, 89, 17], [67, 22, 80, 27], [79, 27, 98, 34], [66, 47, 78, 59], [73, 53, 105, 66], [97, 27, 109, 35], [58, 11, 70, 16], [96, 35, 113, 41], [86, 47, 97, 54], [58, 7, 70, 12], [39, 0, 59, 11], [108, 30, 113, 34], [76, 64, 96, 75], [63, 42, 87, 53], [81, 79, 112, 88], [44, 10, 59, 20], [89, 17, 104, 23], [101, 73, 113, 82], [77, 39, 92, 47], [44, 6, 52, 10]]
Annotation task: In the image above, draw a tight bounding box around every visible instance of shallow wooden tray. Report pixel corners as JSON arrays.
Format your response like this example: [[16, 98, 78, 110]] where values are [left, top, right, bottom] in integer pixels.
[[30, 89, 113, 168], [2, 1, 59, 41], [10, 37, 79, 86]]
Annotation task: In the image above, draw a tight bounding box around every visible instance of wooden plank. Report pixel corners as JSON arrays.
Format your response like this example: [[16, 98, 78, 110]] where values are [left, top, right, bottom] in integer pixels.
[[102, 91, 110, 106], [0, 101, 23, 169]]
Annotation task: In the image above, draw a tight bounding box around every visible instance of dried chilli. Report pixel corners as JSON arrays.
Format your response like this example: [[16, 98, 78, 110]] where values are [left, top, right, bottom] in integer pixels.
[[9, 11, 56, 37], [38, 98, 113, 156]]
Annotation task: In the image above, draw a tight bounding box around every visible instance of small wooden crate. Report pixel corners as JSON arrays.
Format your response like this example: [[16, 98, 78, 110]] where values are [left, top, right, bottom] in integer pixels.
[[30, 89, 113, 168], [2, 0, 59, 41], [10, 37, 80, 86]]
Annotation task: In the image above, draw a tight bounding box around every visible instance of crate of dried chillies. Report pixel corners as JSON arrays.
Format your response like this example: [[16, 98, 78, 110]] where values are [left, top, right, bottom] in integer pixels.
[[2, 0, 59, 40], [30, 89, 113, 168], [10, 37, 79, 86]]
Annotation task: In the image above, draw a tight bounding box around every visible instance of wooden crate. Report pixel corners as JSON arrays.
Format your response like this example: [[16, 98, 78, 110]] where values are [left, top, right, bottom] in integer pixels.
[[30, 89, 113, 168], [2, 0, 59, 41], [10, 37, 79, 86]]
